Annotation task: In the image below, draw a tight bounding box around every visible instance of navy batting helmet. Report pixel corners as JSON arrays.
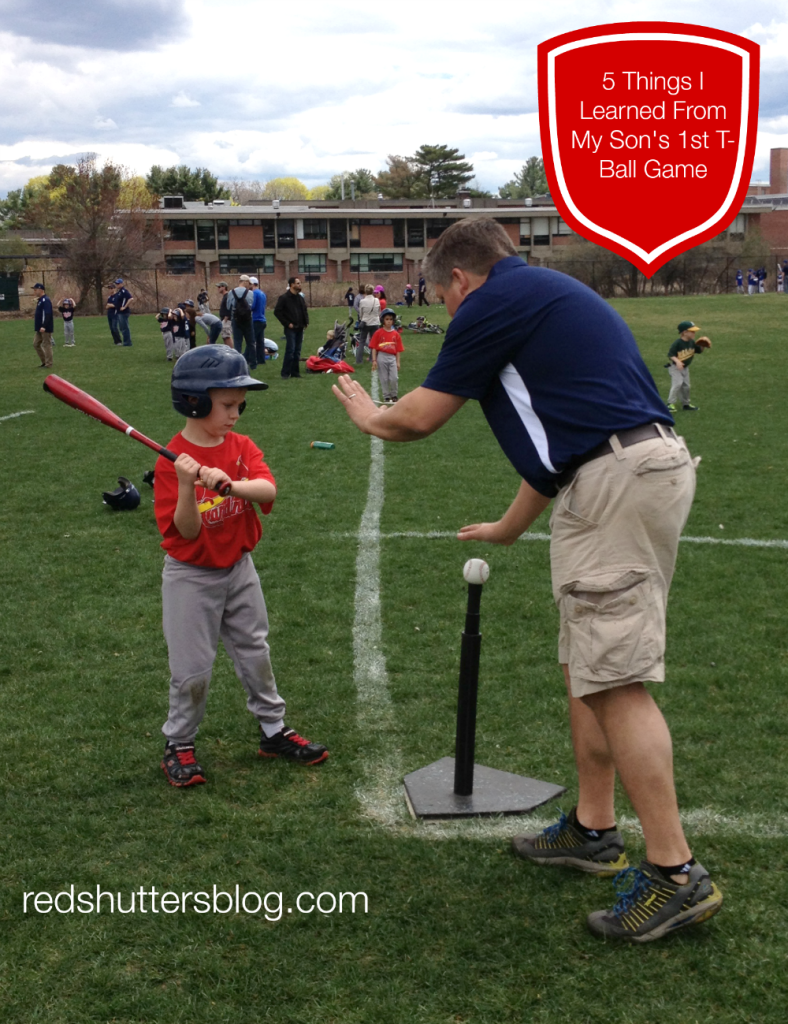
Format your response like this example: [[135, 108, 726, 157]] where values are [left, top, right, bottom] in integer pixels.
[[102, 477, 141, 510], [171, 345, 267, 418]]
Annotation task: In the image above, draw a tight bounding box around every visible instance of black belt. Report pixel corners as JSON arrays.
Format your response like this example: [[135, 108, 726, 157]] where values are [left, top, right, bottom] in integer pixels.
[[556, 423, 677, 489]]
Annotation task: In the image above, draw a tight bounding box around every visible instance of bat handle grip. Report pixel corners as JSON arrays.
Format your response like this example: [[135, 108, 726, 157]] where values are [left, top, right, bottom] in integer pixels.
[[162, 452, 231, 496], [196, 466, 233, 497]]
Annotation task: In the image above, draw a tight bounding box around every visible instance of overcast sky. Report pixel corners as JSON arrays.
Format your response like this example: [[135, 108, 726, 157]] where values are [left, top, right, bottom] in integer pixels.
[[1, 0, 786, 197]]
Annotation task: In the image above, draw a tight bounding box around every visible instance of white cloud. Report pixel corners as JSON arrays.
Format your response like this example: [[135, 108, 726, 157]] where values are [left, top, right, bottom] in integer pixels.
[[171, 91, 200, 108], [0, 0, 785, 194]]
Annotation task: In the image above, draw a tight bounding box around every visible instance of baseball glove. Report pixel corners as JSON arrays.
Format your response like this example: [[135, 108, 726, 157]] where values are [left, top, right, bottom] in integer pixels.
[[695, 336, 712, 349]]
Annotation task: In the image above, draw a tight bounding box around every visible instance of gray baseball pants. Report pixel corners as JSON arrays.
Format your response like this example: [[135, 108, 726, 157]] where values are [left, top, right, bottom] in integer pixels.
[[376, 352, 398, 400], [161, 553, 286, 745], [667, 364, 691, 406]]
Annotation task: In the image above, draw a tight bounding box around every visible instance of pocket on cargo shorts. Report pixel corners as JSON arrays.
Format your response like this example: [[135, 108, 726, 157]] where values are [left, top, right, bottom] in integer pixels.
[[631, 441, 692, 476], [558, 568, 663, 684]]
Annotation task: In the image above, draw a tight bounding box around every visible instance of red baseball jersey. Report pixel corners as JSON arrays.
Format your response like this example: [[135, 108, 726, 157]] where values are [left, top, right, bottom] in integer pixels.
[[369, 327, 404, 355], [154, 431, 275, 568]]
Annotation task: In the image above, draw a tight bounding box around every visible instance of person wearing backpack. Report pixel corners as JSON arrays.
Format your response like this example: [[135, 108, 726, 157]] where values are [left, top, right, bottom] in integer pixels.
[[274, 276, 309, 379], [225, 274, 258, 369]]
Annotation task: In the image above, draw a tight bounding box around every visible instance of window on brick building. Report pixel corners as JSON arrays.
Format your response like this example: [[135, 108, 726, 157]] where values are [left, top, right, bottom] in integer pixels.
[[298, 254, 327, 274], [350, 253, 404, 273], [277, 220, 295, 248], [329, 220, 347, 247], [196, 221, 216, 249], [164, 220, 195, 243], [426, 218, 456, 239], [165, 255, 195, 274], [219, 254, 274, 274], [303, 219, 328, 239], [407, 220, 424, 247]]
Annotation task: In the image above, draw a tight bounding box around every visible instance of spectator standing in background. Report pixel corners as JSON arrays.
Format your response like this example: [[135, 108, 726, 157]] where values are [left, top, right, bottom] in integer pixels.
[[113, 277, 134, 346], [32, 282, 53, 368], [274, 276, 309, 379], [250, 276, 268, 365], [418, 274, 430, 306], [217, 281, 233, 344], [106, 283, 123, 345], [356, 284, 381, 365], [226, 275, 257, 369]]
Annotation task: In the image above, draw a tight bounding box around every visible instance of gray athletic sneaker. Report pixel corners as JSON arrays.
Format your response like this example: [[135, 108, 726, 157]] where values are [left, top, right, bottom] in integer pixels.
[[511, 810, 629, 877], [587, 859, 723, 943]]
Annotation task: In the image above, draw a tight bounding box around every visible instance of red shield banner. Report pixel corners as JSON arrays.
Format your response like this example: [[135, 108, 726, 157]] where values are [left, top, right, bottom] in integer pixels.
[[538, 23, 759, 277]]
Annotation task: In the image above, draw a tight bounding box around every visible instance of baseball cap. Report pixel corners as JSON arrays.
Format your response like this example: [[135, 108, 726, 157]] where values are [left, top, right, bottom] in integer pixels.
[[677, 321, 699, 332], [249, 276, 259, 285], [32, 282, 45, 290], [381, 308, 396, 318], [217, 281, 228, 288], [114, 277, 124, 284]]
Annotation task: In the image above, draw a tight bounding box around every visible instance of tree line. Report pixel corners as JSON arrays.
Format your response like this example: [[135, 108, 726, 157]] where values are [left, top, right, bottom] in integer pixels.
[[0, 149, 551, 314], [0, 149, 549, 227]]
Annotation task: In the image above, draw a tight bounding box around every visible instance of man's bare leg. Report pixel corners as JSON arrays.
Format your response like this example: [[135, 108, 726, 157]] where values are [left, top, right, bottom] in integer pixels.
[[580, 680, 691, 873], [562, 665, 616, 831]]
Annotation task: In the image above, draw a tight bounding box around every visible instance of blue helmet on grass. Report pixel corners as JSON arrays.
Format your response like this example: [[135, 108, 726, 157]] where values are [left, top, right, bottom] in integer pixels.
[[171, 345, 267, 418], [102, 477, 141, 510]]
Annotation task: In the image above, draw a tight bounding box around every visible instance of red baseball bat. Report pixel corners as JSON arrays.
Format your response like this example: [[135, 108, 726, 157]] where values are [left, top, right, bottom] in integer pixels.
[[43, 374, 232, 496]]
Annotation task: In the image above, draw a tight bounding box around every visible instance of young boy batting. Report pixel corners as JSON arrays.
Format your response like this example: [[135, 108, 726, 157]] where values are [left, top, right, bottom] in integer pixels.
[[154, 346, 328, 786]]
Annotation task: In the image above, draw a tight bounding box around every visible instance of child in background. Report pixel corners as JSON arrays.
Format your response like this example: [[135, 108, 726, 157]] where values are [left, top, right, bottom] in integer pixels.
[[156, 307, 175, 360], [154, 346, 328, 786], [170, 306, 190, 360], [57, 297, 76, 346], [197, 289, 210, 314], [369, 308, 404, 403]]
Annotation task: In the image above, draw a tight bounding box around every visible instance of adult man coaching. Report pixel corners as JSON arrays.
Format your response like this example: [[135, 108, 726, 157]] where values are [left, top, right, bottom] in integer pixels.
[[332, 219, 722, 943], [32, 282, 53, 368], [274, 276, 309, 379]]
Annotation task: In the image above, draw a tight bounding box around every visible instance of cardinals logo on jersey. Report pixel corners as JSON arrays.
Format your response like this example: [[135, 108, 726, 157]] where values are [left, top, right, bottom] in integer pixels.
[[196, 454, 252, 527]]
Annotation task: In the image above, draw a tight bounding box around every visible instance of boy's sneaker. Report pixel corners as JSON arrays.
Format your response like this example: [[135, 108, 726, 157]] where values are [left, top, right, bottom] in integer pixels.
[[511, 809, 628, 876], [683, 403, 699, 411], [587, 860, 723, 943], [161, 743, 206, 787], [666, 403, 677, 412], [258, 727, 328, 765]]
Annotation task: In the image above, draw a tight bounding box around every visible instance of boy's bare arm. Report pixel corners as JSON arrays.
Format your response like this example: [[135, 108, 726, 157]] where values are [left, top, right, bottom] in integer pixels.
[[229, 479, 277, 505], [173, 454, 203, 539]]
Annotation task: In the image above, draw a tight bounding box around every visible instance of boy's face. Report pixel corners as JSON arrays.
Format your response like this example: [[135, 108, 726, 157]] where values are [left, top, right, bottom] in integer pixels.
[[202, 387, 247, 439]]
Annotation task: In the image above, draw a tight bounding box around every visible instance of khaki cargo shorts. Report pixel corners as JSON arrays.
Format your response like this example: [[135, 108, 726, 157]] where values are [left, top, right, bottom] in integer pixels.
[[550, 429, 697, 699]]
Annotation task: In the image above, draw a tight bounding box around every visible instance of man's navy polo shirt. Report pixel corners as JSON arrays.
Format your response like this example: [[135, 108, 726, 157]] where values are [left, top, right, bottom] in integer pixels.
[[114, 287, 132, 311], [422, 257, 672, 497]]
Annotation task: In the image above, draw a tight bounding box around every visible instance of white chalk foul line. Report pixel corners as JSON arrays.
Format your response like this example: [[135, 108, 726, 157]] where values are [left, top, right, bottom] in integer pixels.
[[338, 530, 788, 550], [352, 372, 405, 827], [350, 438, 786, 836], [382, 808, 788, 841], [0, 410, 35, 423]]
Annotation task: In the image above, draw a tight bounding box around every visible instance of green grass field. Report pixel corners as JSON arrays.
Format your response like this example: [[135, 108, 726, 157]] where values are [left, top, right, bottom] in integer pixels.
[[1, 295, 787, 1023]]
